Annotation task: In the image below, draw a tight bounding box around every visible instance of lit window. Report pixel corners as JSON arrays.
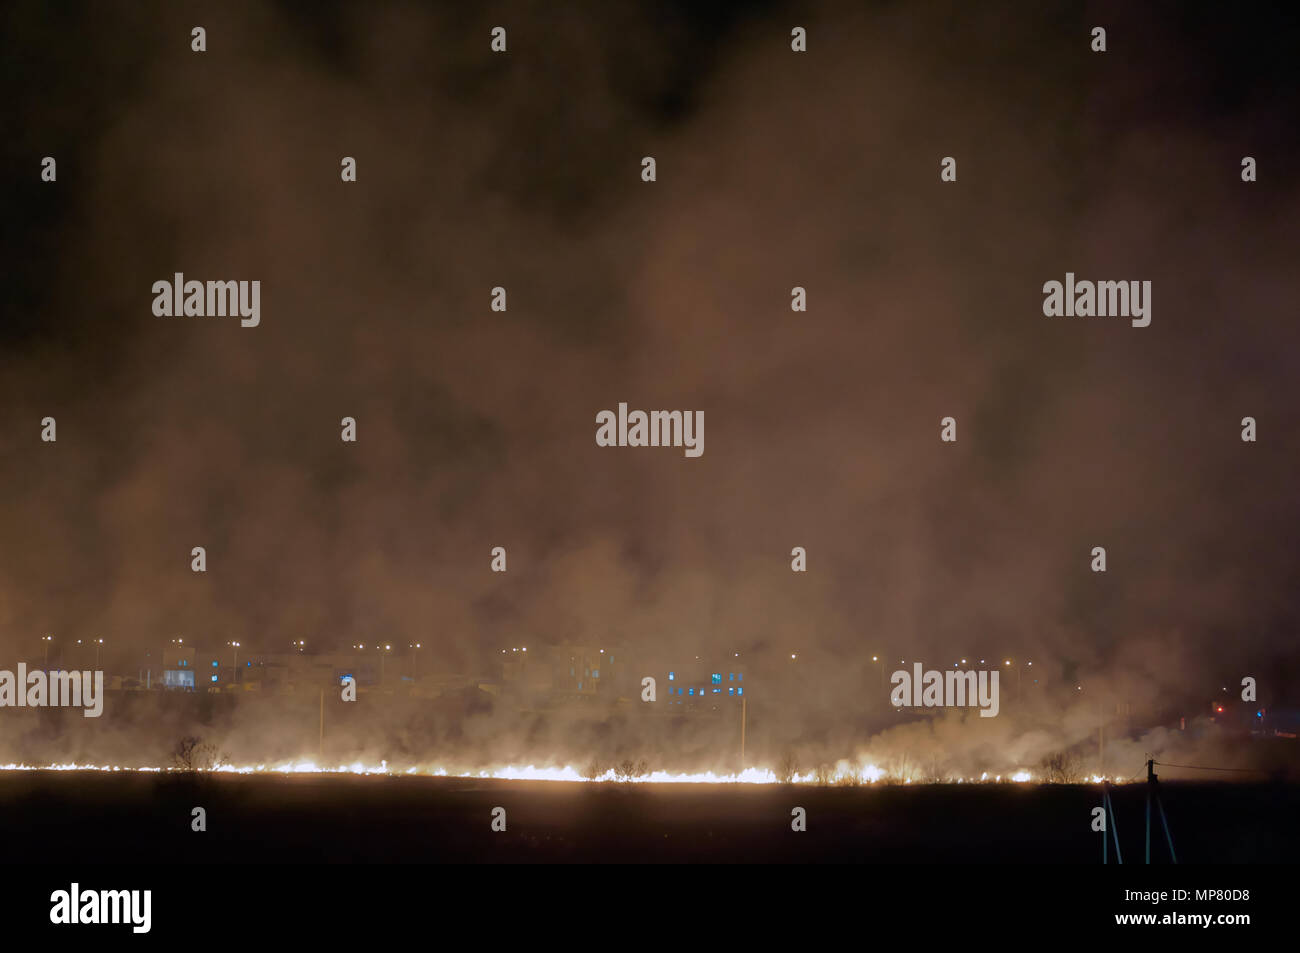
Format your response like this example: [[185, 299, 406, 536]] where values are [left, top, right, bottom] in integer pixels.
[[578, 681, 583, 691], [711, 673, 721, 685], [668, 672, 674, 681], [729, 673, 734, 681], [212, 660, 218, 667], [591, 669, 599, 678], [738, 687, 744, 696], [210, 675, 218, 682], [738, 673, 743, 682], [728, 687, 735, 696], [688, 688, 694, 696], [712, 688, 720, 694]]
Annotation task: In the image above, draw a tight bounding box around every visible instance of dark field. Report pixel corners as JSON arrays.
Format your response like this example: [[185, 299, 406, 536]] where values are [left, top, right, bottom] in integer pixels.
[[2, 772, 1297, 863]]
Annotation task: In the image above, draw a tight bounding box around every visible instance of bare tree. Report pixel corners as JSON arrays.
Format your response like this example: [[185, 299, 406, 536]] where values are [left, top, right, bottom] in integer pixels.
[[610, 758, 650, 782], [171, 736, 228, 772]]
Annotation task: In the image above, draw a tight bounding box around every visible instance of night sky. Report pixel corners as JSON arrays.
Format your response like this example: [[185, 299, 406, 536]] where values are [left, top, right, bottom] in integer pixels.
[[2, 1, 1298, 764]]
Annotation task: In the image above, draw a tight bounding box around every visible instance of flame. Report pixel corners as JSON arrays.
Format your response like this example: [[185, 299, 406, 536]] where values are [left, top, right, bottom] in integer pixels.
[[0, 760, 1060, 784]]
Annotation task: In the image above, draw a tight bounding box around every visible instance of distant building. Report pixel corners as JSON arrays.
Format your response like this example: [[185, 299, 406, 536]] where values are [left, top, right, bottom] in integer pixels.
[[160, 646, 196, 690], [662, 659, 747, 709], [500, 643, 635, 702]]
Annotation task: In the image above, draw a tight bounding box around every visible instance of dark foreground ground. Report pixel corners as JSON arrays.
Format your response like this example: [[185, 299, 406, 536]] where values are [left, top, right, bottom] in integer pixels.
[[2, 772, 1296, 863]]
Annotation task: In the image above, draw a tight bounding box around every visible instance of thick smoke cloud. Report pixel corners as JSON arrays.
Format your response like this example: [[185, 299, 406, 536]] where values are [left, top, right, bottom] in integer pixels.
[[1, 1, 1297, 777]]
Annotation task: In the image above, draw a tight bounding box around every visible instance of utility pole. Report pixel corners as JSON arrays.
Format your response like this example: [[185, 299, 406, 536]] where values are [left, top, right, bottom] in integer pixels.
[[319, 688, 324, 759], [1102, 781, 1123, 864], [1099, 702, 1105, 777], [1145, 758, 1153, 863], [740, 696, 747, 768], [1145, 758, 1178, 864]]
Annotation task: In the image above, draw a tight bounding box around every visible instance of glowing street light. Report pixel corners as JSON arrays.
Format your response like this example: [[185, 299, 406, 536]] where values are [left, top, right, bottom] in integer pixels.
[[1004, 659, 1022, 700]]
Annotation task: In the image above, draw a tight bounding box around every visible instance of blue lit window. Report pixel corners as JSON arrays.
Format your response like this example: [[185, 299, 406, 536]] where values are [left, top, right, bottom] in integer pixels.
[[729, 673, 734, 681], [738, 673, 743, 682], [688, 688, 694, 696], [668, 672, 674, 681], [711, 673, 721, 685], [578, 681, 583, 690], [591, 669, 599, 678], [212, 660, 218, 667], [210, 675, 218, 682], [728, 687, 735, 696], [712, 688, 720, 694], [738, 687, 744, 696]]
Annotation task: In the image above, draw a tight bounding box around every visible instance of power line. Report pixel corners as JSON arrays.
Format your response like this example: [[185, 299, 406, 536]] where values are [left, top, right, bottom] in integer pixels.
[[1152, 760, 1265, 774]]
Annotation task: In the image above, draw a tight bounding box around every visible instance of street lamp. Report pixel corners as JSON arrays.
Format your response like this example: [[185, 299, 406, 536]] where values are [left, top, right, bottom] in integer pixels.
[[871, 655, 885, 699], [228, 641, 241, 682], [94, 638, 104, 669], [42, 634, 54, 669], [1004, 659, 1022, 700]]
